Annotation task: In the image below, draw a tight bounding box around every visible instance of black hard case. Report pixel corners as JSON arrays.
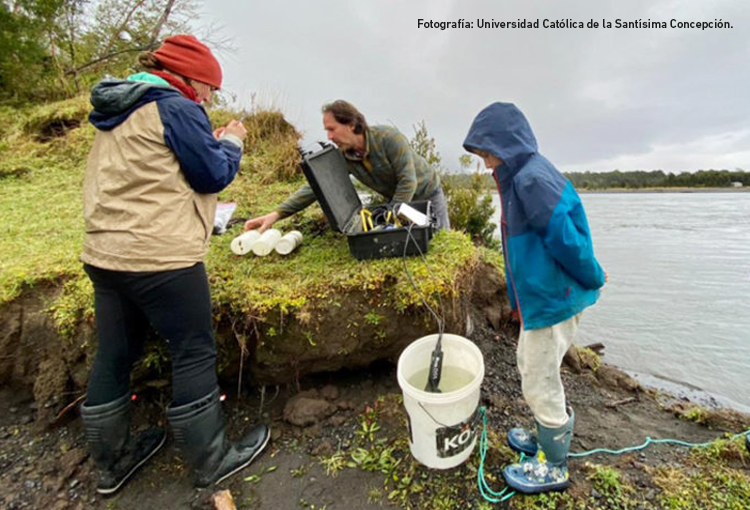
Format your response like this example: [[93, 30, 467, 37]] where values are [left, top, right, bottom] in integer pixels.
[[300, 145, 435, 260]]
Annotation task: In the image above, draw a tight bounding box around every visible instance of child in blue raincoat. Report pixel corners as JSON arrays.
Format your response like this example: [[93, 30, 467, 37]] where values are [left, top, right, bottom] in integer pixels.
[[463, 102, 607, 494]]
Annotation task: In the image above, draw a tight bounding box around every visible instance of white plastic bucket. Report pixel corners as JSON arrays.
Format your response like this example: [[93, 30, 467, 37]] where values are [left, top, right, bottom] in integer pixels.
[[396, 333, 484, 469]]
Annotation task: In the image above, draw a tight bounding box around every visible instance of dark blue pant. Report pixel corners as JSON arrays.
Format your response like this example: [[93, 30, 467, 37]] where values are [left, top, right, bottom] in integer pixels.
[[84, 263, 218, 406]]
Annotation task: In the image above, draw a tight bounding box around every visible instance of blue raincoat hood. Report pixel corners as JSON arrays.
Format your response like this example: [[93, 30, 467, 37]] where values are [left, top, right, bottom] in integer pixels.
[[463, 102, 538, 182]]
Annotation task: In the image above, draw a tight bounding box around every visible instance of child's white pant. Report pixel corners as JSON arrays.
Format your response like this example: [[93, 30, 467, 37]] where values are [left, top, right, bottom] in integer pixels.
[[517, 313, 581, 428]]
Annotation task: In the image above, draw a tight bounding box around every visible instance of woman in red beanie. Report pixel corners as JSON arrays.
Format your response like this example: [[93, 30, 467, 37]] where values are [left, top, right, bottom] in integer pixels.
[[79, 34, 269, 495]]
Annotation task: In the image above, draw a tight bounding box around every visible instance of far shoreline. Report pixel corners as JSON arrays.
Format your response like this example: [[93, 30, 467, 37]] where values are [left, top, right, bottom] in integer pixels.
[[578, 187, 750, 194]]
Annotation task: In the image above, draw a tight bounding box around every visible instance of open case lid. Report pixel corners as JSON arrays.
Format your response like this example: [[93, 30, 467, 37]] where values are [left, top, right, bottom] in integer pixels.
[[300, 144, 362, 232]]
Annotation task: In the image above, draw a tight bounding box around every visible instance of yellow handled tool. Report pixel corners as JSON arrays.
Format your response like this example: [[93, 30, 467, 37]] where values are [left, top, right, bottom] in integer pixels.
[[360, 209, 373, 232]]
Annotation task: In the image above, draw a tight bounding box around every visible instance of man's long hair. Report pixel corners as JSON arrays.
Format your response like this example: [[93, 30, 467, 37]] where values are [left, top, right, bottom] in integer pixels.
[[322, 100, 368, 134]]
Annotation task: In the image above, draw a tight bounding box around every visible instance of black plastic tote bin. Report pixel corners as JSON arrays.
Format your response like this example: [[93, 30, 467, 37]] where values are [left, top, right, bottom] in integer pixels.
[[300, 144, 435, 260]]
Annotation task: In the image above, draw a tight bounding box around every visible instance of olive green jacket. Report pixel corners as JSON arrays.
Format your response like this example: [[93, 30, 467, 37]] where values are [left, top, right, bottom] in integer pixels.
[[277, 125, 440, 217]]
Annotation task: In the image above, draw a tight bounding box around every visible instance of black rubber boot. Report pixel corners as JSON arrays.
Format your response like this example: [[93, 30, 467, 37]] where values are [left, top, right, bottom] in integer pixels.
[[80, 393, 166, 495], [167, 389, 270, 489]]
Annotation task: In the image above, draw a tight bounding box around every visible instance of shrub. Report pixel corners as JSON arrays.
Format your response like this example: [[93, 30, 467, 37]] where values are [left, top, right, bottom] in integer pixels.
[[443, 171, 498, 249]]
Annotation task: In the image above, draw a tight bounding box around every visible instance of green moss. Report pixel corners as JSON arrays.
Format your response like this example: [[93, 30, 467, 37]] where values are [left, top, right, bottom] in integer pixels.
[[583, 462, 636, 509], [654, 465, 750, 509], [648, 434, 750, 509], [205, 227, 476, 322], [478, 245, 504, 273], [364, 311, 383, 326], [679, 405, 710, 424], [690, 435, 749, 464], [509, 491, 578, 510], [577, 346, 602, 372]]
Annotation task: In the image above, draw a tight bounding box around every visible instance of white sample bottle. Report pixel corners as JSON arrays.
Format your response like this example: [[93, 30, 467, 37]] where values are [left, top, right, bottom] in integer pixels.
[[252, 228, 282, 256], [275, 230, 303, 255], [230, 230, 261, 255]]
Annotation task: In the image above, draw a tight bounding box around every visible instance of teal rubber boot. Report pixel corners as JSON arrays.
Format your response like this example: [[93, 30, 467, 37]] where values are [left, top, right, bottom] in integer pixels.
[[507, 426, 538, 456], [503, 409, 574, 494]]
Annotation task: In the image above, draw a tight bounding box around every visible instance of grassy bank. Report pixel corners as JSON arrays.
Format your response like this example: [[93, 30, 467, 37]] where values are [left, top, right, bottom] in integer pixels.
[[0, 97, 487, 338]]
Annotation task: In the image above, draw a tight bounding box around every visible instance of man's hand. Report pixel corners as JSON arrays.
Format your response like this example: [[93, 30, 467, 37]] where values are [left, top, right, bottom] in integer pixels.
[[244, 211, 281, 233]]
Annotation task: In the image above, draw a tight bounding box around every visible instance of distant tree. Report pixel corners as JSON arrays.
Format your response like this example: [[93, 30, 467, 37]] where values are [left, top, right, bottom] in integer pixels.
[[458, 154, 473, 171], [564, 168, 750, 189], [0, 0, 203, 103], [410, 120, 443, 171], [0, 1, 60, 101], [407, 122, 497, 246]]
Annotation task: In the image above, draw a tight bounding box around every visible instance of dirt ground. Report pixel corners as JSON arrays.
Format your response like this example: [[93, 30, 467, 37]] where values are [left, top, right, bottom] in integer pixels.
[[1, 311, 748, 510]]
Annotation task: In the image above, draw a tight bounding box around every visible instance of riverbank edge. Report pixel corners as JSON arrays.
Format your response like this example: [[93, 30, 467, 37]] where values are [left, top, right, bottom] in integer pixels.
[[578, 187, 750, 193]]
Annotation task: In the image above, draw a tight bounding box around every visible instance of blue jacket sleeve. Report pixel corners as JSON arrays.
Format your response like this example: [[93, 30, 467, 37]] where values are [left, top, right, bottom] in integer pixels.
[[158, 97, 242, 194], [543, 186, 606, 290]]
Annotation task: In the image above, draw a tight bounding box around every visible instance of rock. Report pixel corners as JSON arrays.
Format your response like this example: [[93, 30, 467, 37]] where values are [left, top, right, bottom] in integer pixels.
[[471, 262, 508, 332], [211, 489, 237, 510], [305, 424, 322, 437], [336, 400, 355, 411], [297, 389, 320, 399], [311, 440, 334, 457], [482, 306, 503, 332], [620, 374, 641, 392], [563, 345, 582, 374], [487, 395, 506, 409], [329, 415, 347, 426], [596, 365, 641, 392], [58, 447, 87, 480], [320, 385, 339, 401], [52, 500, 69, 510], [283, 397, 337, 427]]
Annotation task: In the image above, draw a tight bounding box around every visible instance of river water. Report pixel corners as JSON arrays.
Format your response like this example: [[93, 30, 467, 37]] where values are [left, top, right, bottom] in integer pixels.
[[490, 191, 750, 412]]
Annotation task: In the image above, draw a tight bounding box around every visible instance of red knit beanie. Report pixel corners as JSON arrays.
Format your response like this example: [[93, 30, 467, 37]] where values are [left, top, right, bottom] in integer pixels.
[[153, 34, 222, 89]]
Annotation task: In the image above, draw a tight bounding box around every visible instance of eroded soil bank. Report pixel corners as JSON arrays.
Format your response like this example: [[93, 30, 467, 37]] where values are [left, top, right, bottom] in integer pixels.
[[2, 296, 749, 509]]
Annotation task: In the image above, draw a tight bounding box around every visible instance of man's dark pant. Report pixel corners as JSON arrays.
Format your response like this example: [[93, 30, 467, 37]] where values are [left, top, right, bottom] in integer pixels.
[[83, 262, 218, 407], [427, 186, 451, 230]]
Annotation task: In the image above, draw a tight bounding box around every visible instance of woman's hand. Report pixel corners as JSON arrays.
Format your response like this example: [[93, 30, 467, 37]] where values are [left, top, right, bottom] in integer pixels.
[[214, 119, 247, 141], [223, 119, 247, 140]]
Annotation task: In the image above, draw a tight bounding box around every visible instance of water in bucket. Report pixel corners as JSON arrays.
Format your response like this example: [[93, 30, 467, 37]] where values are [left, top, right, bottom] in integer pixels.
[[397, 333, 484, 469], [408, 365, 476, 394]]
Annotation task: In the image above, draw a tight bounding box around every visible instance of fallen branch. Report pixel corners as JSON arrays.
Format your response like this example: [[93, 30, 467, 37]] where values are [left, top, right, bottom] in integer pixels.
[[55, 393, 87, 422], [605, 397, 637, 409]]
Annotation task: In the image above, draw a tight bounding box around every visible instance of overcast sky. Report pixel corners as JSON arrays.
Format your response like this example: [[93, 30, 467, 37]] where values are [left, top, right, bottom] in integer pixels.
[[196, 0, 749, 174]]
